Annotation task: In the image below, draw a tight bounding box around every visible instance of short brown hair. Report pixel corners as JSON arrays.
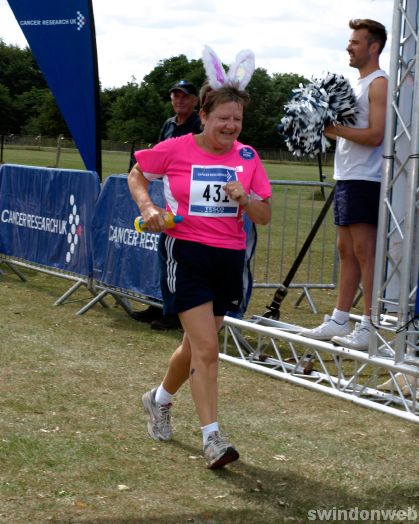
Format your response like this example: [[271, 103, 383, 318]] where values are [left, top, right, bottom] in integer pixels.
[[200, 84, 250, 115], [199, 80, 212, 107], [349, 18, 387, 54]]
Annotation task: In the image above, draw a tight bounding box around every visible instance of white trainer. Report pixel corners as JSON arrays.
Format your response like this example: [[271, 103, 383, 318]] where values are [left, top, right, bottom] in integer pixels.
[[203, 431, 239, 469], [142, 387, 173, 441], [299, 315, 351, 341], [332, 322, 370, 351]]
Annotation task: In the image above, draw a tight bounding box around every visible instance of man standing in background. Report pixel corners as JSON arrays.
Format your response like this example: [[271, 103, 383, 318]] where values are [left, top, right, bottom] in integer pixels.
[[300, 19, 388, 351], [158, 80, 201, 141]]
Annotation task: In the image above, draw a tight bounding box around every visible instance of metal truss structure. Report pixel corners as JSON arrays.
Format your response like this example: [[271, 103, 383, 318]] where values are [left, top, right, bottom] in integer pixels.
[[221, 0, 419, 424], [371, 0, 419, 364], [221, 315, 418, 424]]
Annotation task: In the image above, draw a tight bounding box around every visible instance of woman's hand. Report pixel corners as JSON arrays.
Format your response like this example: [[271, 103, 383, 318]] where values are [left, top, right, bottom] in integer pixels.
[[224, 181, 271, 225], [138, 205, 167, 232], [128, 163, 167, 232], [223, 182, 249, 207]]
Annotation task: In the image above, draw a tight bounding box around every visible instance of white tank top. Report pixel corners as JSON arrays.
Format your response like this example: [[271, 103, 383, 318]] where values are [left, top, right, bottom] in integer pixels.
[[334, 69, 387, 182]]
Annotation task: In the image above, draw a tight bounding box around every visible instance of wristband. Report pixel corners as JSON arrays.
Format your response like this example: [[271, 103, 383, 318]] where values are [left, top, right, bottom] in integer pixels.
[[241, 194, 250, 207]]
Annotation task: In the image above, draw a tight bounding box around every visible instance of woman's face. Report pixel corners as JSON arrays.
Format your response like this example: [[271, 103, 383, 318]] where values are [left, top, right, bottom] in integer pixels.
[[200, 101, 244, 153]]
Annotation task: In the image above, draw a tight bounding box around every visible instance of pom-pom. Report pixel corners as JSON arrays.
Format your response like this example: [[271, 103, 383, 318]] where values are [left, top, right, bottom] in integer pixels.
[[278, 73, 357, 157]]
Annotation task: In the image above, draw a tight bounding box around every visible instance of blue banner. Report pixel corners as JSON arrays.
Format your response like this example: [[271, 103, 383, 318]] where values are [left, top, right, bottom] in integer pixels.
[[91, 175, 165, 300], [0, 164, 100, 276], [7, 0, 101, 177]]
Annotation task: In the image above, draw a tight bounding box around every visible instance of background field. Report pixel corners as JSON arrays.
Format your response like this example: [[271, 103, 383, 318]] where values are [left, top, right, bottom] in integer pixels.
[[0, 144, 332, 183], [1, 151, 418, 524]]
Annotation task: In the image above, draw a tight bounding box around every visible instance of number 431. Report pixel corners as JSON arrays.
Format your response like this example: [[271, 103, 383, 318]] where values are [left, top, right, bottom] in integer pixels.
[[202, 184, 230, 203]]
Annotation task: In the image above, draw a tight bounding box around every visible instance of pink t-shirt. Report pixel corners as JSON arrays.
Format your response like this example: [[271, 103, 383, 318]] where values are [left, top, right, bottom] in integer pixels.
[[134, 134, 271, 249]]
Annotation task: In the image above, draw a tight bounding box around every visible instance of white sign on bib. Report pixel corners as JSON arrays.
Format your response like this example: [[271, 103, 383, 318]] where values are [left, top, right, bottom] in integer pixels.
[[188, 165, 239, 217]]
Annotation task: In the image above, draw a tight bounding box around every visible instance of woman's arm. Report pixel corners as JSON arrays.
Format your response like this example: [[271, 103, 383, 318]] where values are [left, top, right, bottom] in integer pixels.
[[241, 197, 271, 225], [127, 163, 166, 231], [224, 181, 271, 225]]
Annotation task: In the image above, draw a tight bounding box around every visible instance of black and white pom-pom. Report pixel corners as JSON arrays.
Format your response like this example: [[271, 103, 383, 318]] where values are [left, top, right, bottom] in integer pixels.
[[277, 73, 357, 157]]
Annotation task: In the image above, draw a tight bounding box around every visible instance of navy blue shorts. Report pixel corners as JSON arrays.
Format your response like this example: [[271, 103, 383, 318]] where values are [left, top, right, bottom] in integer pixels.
[[158, 233, 245, 316], [334, 180, 381, 226]]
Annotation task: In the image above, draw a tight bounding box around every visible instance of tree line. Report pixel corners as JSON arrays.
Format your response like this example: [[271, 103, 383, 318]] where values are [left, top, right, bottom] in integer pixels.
[[0, 39, 309, 150]]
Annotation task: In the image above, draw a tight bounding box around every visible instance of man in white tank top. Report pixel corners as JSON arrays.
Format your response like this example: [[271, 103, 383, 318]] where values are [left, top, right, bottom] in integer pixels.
[[300, 19, 388, 351]]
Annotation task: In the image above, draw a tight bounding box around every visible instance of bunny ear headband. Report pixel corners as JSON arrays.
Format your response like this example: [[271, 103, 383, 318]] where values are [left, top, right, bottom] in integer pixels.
[[202, 45, 255, 90]]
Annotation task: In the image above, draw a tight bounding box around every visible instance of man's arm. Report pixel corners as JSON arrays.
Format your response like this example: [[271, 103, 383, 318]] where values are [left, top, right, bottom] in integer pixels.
[[324, 76, 388, 147]]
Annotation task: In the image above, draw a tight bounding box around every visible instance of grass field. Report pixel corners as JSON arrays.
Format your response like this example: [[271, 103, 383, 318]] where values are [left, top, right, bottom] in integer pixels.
[[0, 145, 332, 183], [1, 151, 418, 524]]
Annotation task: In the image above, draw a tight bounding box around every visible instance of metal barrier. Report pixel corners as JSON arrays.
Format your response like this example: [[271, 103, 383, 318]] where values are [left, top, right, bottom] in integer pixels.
[[221, 315, 419, 424], [0, 169, 338, 317], [251, 180, 338, 313], [0, 164, 101, 306], [75, 179, 338, 316]]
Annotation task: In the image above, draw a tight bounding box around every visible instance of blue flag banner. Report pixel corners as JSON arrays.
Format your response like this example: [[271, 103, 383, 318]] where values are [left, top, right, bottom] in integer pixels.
[[0, 164, 100, 276], [91, 175, 164, 300], [7, 0, 101, 177]]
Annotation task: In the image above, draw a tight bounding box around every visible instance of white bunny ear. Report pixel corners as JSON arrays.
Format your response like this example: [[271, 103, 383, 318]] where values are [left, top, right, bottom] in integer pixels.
[[227, 49, 255, 90], [202, 45, 228, 90]]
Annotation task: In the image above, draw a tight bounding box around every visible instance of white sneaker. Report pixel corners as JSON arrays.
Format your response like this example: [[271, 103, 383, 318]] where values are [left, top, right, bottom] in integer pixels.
[[142, 388, 173, 441], [203, 431, 239, 469], [299, 315, 351, 341], [332, 322, 370, 351]]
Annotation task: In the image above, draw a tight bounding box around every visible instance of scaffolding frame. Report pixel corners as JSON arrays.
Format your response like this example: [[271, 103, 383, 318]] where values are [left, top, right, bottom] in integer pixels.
[[371, 0, 419, 364], [220, 0, 419, 424]]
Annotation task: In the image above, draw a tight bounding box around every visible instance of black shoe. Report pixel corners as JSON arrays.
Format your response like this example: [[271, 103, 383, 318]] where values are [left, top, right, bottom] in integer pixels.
[[130, 305, 163, 323], [151, 315, 182, 331]]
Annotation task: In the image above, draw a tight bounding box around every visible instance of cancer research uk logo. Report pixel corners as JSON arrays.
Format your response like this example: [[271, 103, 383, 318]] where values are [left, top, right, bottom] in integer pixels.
[[19, 11, 87, 31], [66, 194, 82, 263], [76, 11, 87, 30], [1, 194, 82, 265]]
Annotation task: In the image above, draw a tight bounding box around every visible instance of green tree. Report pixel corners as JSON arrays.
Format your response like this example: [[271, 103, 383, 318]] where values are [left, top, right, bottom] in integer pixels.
[[142, 55, 206, 101], [0, 39, 46, 96], [0, 84, 17, 133], [240, 69, 308, 149], [0, 39, 48, 133], [106, 81, 166, 143], [0, 39, 309, 148], [22, 91, 69, 136], [270, 73, 309, 148], [100, 85, 129, 139], [241, 67, 275, 148]]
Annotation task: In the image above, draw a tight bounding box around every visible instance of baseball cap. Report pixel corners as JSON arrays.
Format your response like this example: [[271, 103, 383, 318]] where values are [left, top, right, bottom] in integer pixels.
[[169, 80, 198, 96]]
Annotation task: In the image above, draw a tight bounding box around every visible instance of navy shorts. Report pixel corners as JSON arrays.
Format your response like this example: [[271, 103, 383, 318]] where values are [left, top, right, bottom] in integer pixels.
[[334, 180, 381, 226], [158, 234, 245, 316]]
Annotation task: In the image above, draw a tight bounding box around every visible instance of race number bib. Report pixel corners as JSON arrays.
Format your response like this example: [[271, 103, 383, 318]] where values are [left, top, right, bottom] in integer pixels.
[[189, 165, 239, 217]]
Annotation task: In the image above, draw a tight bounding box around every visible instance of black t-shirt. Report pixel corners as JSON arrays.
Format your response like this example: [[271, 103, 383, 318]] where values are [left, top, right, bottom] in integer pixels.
[[158, 111, 201, 142]]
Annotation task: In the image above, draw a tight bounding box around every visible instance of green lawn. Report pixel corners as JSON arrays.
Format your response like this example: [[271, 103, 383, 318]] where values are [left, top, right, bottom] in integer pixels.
[[1, 145, 334, 183], [3, 148, 417, 524]]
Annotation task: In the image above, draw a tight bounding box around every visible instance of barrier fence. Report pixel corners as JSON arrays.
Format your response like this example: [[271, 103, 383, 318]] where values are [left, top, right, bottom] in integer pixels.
[[251, 180, 337, 312], [0, 165, 337, 315], [2, 164, 417, 423], [78, 174, 166, 315], [0, 163, 101, 304]]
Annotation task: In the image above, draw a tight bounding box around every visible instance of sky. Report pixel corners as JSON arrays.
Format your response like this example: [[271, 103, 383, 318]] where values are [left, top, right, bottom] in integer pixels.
[[1, 0, 394, 89]]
